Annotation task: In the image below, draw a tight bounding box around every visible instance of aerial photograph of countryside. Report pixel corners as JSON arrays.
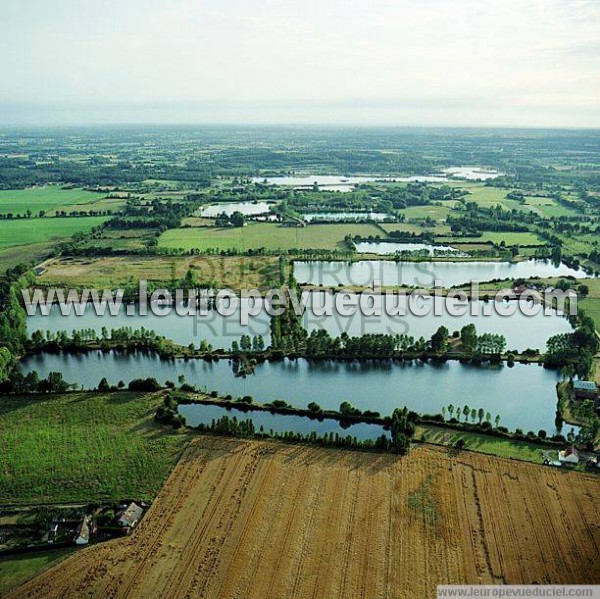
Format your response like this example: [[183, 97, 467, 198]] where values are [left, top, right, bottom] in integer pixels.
[[0, 1, 599, 598]]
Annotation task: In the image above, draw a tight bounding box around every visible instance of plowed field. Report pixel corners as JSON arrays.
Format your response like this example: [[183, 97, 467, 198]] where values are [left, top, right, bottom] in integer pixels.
[[8, 438, 600, 599]]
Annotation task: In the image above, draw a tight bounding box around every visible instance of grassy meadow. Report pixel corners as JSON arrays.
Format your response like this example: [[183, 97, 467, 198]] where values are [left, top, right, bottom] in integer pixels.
[[0, 187, 120, 216], [0, 216, 108, 249], [0, 391, 189, 505], [158, 222, 380, 251]]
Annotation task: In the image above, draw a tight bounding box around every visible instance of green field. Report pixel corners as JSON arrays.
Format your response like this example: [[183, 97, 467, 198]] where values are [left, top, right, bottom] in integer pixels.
[[0, 187, 115, 216], [0, 216, 108, 249], [579, 278, 600, 332], [417, 425, 553, 463], [159, 222, 382, 251], [521, 196, 580, 219], [0, 242, 55, 273], [0, 391, 189, 504], [0, 548, 75, 596]]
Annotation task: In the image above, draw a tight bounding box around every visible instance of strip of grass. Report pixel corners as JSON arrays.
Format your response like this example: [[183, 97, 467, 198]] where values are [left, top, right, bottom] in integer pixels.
[[0, 548, 76, 595], [0, 391, 189, 505], [416, 424, 551, 463], [579, 278, 600, 332], [0, 216, 108, 250], [158, 222, 382, 251]]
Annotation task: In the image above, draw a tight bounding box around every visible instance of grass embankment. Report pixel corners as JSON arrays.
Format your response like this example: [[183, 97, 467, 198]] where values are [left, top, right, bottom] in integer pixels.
[[158, 222, 380, 251], [416, 425, 553, 463], [0, 391, 189, 505], [0, 548, 76, 596]]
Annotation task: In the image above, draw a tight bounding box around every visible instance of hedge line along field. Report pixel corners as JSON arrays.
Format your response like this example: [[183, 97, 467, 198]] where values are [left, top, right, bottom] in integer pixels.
[[11, 437, 599, 599], [158, 222, 381, 251], [0, 216, 108, 249]]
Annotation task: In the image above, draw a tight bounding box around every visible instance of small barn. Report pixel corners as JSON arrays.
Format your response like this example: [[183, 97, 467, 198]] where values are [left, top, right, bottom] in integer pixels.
[[558, 447, 580, 465], [117, 502, 144, 531], [572, 380, 598, 400], [73, 516, 91, 545]]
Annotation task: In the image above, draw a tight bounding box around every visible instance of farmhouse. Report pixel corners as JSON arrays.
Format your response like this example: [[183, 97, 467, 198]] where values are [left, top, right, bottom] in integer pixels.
[[572, 380, 598, 400], [73, 515, 92, 545], [117, 502, 144, 531], [558, 447, 580, 465]]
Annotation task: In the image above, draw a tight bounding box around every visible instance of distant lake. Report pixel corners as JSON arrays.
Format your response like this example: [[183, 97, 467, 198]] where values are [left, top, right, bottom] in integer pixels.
[[443, 167, 502, 181], [253, 168, 502, 191], [294, 259, 588, 288], [200, 201, 273, 217], [19, 354, 564, 433], [355, 242, 465, 256]]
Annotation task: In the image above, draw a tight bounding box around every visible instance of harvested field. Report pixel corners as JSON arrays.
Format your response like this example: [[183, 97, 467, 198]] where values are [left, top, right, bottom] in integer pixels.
[[10, 438, 600, 599], [37, 255, 281, 290]]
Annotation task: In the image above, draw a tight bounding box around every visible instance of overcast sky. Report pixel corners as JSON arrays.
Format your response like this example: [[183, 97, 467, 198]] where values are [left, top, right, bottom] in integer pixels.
[[1, 0, 599, 126]]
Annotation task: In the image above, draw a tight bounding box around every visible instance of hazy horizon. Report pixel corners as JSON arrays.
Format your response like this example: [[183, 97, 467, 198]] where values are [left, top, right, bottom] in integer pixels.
[[1, 0, 599, 127]]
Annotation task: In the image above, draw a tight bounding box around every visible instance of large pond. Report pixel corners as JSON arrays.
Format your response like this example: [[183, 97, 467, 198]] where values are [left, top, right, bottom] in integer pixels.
[[27, 291, 572, 353], [199, 201, 273, 217], [303, 212, 392, 223], [19, 354, 562, 433], [355, 242, 465, 256], [179, 403, 388, 441], [253, 168, 501, 190], [294, 259, 588, 288], [26, 299, 271, 349], [302, 292, 572, 352]]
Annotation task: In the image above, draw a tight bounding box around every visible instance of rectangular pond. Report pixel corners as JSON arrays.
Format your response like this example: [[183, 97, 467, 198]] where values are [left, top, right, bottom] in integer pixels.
[[354, 242, 465, 256], [178, 403, 389, 442], [294, 259, 588, 288], [26, 299, 271, 349], [199, 201, 273, 217], [303, 212, 392, 222], [302, 291, 573, 352]]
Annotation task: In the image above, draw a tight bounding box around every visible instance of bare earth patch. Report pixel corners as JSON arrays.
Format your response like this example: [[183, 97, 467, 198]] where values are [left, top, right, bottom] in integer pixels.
[[9, 437, 600, 599]]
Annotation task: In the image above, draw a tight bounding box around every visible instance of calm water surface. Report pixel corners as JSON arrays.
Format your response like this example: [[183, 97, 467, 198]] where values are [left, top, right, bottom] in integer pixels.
[[20, 354, 562, 433], [179, 403, 388, 441], [294, 259, 588, 288]]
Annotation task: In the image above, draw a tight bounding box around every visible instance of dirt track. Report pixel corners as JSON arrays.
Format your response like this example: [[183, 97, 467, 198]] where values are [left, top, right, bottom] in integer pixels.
[[8, 437, 600, 599]]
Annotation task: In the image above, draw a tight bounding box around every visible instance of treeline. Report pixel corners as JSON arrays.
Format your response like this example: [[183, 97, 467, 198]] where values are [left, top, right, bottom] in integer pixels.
[[0, 265, 34, 382], [448, 203, 537, 236], [271, 318, 508, 360], [544, 313, 599, 377], [105, 198, 197, 231], [28, 327, 183, 359], [0, 155, 211, 189], [197, 414, 392, 451], [0, 370, 71, 394]]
